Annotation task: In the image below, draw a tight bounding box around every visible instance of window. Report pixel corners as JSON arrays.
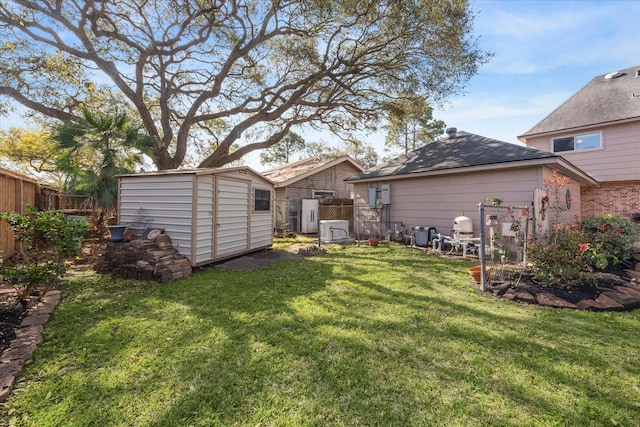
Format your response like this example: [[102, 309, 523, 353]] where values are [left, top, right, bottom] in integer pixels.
[[254, 189, 271, 211], [312, 190, 335, 198], [552, 132, 600, 152]]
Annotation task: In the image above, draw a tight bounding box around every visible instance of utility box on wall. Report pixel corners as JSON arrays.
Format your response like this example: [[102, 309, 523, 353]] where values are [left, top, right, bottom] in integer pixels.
[[368, 187, 377, 208], [381, 184, 391, 205]]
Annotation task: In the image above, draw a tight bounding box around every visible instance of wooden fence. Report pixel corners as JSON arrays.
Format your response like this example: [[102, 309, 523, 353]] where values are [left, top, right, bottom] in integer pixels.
[[0, 168, 38, 259]]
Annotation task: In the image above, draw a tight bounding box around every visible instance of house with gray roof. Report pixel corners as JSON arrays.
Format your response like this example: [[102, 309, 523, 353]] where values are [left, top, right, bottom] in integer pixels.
[[345, 129, 596, 240], [262, 156, 364, 233], [518, 64, 640, 219]]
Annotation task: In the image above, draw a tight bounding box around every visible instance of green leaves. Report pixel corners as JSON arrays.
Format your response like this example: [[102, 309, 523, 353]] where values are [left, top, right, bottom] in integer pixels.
[[0, 0, 489, 170], [384, 97, 445, 155], [0, 208, 88, 298], [259, 131, 306, 166], [52, 108, 159, 214]]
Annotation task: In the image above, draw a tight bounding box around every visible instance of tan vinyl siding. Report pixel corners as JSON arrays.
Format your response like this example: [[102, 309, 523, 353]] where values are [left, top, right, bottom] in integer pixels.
[[119, 174, 195, 257], [526, 122, 640, 182], [194, 174, 214, 265], [354, 167, 556, 237]]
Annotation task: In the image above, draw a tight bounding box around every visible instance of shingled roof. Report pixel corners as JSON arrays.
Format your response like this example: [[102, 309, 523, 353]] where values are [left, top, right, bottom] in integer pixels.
[[262, 156, 363, 188], [519, 64, 640, 139], [345, 130, 596, 185]]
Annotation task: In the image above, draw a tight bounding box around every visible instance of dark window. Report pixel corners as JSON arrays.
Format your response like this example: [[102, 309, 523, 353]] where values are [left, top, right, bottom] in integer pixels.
[[553, 137, 574, 152], [254, 189, 271, 211]]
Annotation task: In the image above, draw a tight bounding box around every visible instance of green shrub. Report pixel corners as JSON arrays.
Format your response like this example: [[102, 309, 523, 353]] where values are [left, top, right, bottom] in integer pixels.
[[529, 214, 640, 287], [0, 208, 88, 298], [528, 225, 591, 287], [579, 215, 640, 261]]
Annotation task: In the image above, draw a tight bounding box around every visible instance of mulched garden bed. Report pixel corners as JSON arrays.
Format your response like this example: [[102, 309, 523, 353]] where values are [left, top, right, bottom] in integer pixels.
[[484, 257, 640, 310]]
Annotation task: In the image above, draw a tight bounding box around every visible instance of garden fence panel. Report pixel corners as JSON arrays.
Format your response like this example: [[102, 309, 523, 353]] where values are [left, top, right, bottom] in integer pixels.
[[480, 203, 531, 288]]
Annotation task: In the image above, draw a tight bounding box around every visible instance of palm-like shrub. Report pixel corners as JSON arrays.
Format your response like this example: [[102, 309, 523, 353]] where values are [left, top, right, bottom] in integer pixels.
[[53, 109, 158, 216]]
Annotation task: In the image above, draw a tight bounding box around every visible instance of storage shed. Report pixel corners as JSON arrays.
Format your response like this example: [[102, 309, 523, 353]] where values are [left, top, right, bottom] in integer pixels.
[[116, 167, 274, 267]]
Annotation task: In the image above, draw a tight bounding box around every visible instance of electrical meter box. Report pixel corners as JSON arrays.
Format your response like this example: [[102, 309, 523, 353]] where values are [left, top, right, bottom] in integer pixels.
[[368, 187, 377, 208], [381, 184, 391, 205]]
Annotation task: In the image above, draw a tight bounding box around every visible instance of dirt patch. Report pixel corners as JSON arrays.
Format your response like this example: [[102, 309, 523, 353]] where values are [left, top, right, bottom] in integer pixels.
[[215, 250, 300, 272], [212, 245, 325, 272]]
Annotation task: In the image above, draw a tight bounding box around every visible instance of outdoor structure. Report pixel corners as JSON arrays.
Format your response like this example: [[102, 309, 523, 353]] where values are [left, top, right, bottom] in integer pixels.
[[0, 167, 37, 258], [345, 130, 597, 241], [519, 64, 640, 220], [261, 156, 364, 233], [116, 167, 274, 267]]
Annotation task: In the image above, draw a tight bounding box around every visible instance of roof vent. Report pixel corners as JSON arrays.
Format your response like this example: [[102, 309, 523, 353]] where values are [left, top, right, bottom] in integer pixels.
[[446, 127, 457, 138], [635, 69, 640, 78], [604, 71, 624, 80]]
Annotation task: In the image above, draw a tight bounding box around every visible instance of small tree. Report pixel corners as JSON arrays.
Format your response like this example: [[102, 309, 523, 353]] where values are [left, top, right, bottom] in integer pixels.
[[305, 139, 379, 169], [53, 109, 158, 217], [542, 169, 572, 225], [260, 132, 306, 166], [384, 97, 445, 155]]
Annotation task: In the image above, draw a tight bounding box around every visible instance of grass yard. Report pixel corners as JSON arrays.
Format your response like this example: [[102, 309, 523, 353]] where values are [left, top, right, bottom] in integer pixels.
[[2, 238, 639, 426]]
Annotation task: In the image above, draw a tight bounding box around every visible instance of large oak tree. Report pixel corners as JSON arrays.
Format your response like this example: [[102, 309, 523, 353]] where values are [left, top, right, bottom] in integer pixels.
[[0, 0, 489, 170]]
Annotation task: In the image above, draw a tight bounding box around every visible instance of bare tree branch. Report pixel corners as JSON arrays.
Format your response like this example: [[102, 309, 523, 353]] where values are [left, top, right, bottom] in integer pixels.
[[0, 0, 490, 170]]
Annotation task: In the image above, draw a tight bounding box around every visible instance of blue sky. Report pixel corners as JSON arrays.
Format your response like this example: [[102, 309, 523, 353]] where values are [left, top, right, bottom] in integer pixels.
[[259, 0, 639, 171], [432, 0, 640, 146]]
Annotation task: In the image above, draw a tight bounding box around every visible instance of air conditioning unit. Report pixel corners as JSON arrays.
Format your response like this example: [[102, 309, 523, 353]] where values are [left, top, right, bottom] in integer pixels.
[[319, 220, 349, 242]]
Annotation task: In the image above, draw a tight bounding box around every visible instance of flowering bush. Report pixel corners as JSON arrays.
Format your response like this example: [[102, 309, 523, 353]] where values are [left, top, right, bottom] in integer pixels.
[[529, 224, 591, 287], [579, 215, 639, 261], [529, 214, 639, 287]]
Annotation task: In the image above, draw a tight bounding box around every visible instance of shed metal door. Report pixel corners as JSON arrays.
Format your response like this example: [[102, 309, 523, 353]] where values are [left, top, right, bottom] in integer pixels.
[[215, 178, 250, 258]]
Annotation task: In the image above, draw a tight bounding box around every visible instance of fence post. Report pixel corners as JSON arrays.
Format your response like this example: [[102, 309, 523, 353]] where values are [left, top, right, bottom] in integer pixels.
[[479, 201, 487, 292]]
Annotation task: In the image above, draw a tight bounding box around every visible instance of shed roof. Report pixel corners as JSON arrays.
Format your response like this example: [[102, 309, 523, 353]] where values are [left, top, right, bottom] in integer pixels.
[[519, 64, 640, 140], [262, 156, 364, 188], [345, 130, 597, 185], [117, 166, 273, 184]]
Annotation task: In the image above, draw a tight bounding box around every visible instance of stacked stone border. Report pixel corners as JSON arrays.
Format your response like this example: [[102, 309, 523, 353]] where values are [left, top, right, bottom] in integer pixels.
[[0, 290, 61, 403]]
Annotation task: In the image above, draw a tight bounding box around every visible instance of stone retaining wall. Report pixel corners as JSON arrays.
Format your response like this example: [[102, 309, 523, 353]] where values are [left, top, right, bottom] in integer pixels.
[[95, 235, 192, 283]]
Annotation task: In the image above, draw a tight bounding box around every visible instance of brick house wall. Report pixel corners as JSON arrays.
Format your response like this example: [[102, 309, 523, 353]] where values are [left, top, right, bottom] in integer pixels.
[[581, 182, 640, 219]]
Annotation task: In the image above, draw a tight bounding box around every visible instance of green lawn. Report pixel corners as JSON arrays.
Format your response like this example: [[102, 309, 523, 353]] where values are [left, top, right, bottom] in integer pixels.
[[2, 239, 639, 426]]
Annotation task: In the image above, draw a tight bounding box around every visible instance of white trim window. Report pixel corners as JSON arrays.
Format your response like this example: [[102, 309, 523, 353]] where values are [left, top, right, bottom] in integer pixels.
[[254, 188, 271, 212], [552, 132, 601, 153]]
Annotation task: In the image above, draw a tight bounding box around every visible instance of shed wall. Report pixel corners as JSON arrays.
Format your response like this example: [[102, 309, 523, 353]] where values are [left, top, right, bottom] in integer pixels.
[[194, 174, 214, 265], [214, 169, 273, 251], [118, 169, 273, 266], [215, 178, 250, 258], [118, 174, 195, 258]]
